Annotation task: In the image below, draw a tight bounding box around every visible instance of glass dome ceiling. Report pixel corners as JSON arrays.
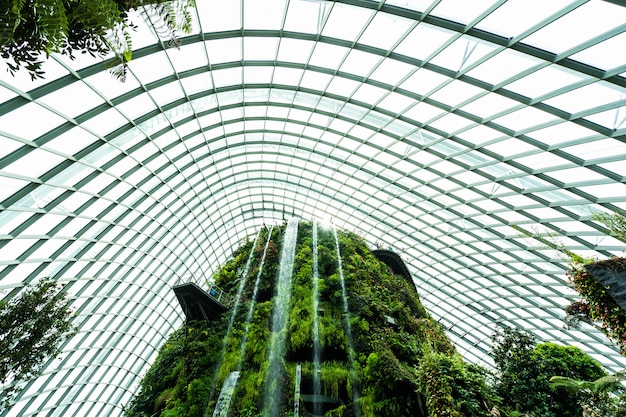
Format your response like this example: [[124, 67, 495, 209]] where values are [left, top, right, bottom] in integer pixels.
[[1, 0, 626, 415]]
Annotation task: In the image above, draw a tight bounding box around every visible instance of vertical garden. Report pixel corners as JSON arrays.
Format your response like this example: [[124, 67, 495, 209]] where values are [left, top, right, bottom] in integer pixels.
[[124, 220, 612, 417]]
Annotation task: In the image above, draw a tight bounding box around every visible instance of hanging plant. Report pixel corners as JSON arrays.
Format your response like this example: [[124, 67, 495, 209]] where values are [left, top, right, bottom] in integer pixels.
[[563, 299, 594, 329], [567, 258, 626, 354], [563, 212, 626, 355], [1, 0, 196, 81]]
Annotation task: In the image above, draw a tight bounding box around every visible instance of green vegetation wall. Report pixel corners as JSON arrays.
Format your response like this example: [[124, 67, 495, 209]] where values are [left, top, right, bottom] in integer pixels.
[[124, 221, 496, 417]]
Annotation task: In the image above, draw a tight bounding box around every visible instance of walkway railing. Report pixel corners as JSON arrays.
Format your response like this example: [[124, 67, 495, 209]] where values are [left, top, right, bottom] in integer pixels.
[[205, 282, 233, 306], [174, 272, 233, 306]]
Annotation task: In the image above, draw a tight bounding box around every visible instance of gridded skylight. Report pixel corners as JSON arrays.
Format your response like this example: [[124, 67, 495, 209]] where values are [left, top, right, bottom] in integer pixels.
[[1, 1, 626, 416]]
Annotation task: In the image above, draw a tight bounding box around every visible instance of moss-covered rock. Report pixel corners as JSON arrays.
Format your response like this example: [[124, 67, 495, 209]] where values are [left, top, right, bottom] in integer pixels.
[[124, 221, 495, 417]]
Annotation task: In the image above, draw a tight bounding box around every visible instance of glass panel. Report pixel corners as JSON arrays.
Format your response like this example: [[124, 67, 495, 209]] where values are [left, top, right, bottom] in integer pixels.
[[492, 106, 560, 133], [369, 58, 415, 86], [325, 76, 361, 97], [340, 50, 382, 77], [394, 22, 456, 61], [128, 52, 174, 86], [0, 103, 67, 140], [2, 149, 66, 178], [466, 48, 545, 86], [244, 37, 280, 61], [400, 68, 450, 96], [460, 92, 522, 120], [359, 12, 413, 50], [429, 80, 485, 107], [430, 35, 499, 73], [475, 0, 575, 39], [351, 83, 388, 104], [526, 121, 599, 147], [321, 3, 372, 41], [309, 43, 350, 70], [430, 0, 501, 25], [505, 64, 590, 100], [544, 81, 625, 115], [386, 0, 438, 12], [38, 82, 105, 119], [429, 113, 474, 134], [205, 38, 242, 65], [403, 101, 446, 124], [585, 106, 626, 131], [197, 0, 240, 31], [298, 71, 333, 91], [522, 1, 626, 55], [569, 31, 626, 72], [212, 68, 243, 88], [276, 38, 316, 63], [244, 0, 287, 29]]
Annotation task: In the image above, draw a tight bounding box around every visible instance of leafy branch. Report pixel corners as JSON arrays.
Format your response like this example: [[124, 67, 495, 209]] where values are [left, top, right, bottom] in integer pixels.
[[1, 0, 196, 81], [0, 279, 74, 408]]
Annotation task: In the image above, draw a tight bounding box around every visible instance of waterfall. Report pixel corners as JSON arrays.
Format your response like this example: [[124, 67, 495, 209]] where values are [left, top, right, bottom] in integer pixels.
[[263, 218, 299, 416], [227, 228, 262, 338], [236, 225, 275, 367], [212, 371, 240, 417], [294, 364, 302, 417], [311, 219, 322, 416], [209, 229, 262, 399], [333, 225, 361, 417], [208, 225, 273, 416]]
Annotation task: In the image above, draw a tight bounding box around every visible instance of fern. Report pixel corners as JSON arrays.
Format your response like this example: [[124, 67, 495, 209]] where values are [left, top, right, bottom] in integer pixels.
[[550, 371, 626, 395], [593, 211, 626, 245], [1, 0, 28, 43], [34, 0, 69, 54], [67, 0, 122, 29], [141, 0, 195, 49], [2, 0, 196, 80]]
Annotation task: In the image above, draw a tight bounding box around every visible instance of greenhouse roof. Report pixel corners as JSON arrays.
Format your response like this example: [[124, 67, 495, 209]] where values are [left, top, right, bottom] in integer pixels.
[[1, 0, 626, 415]]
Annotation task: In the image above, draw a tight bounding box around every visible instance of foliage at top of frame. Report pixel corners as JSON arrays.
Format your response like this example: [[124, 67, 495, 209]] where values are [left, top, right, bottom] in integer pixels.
[[0, 0, 196, 81]]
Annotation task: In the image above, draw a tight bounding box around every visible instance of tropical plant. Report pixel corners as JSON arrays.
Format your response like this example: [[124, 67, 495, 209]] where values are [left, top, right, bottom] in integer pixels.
[[549, 370, 625, 395], [566, 259, 626, 354], [563, 211, 626, 354], [0, 0, 195, 81], [417, 350, 497, 417], [593, 211, 626, 244], [550, 371, 626, 417], [491, 326, 607, 417], [0, 278, 74, 408], [515, 211, 626, 354]]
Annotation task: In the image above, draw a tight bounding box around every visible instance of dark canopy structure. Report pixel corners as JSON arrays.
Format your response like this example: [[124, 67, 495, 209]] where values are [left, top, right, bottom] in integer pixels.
[[1, 0, 626, 415]]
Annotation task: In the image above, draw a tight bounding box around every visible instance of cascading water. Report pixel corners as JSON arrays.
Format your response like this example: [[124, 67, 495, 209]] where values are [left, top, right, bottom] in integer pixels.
[[236, 225, 274, 367], [226, 228, 262, 337], [311, 219, 322, 416], [209, 225, 274, 417], [130, 220, 455, 417], [262, 218, 299, 416], [333, 225, 361, 417], [211, 371, 240, 417], [209, 229, 262, 399], [294, 364, 302, 417]]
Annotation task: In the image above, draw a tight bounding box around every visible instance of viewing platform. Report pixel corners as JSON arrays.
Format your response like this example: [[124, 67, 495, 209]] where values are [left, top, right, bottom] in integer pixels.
[[173, 280, 231, 322], [372, 249, 415, 291]]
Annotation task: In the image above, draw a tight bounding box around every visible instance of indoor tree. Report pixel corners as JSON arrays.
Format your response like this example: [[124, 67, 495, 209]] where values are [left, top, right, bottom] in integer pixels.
[[0, 278, 74, 408], [491, 326, 606, 417]]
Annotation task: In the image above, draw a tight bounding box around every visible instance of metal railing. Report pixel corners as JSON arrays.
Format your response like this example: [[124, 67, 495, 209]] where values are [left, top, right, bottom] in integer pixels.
[[205, 281, 233, 306], [174, 272, 233, 306]]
